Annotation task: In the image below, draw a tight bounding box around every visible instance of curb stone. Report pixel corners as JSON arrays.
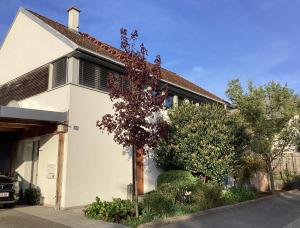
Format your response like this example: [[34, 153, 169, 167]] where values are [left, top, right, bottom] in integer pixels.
[[139, 191, 298, 228]]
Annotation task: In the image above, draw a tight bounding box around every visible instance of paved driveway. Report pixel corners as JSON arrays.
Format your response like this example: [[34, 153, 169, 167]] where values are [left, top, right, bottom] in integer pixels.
[[161, 190, 300, 228], [0, 209, 69, 228], [0, 205, 124, 228]]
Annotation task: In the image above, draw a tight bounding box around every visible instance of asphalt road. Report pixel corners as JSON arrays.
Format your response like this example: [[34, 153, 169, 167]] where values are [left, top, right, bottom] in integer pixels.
[[161, 191, 300, 228], [0, 207, 70, 228]]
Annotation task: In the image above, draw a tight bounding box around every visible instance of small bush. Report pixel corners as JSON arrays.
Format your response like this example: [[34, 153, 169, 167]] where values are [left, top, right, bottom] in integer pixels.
[[157, 183, 177, 203], [24, 188, 41, 205], [191, 181, 222, 209], [84, 197, 135, 223], [291, 176, 300, 189], [223, 186, 256, 204], [143, 191, 175, 215], [157, 170, 197, 204], [283, 175, 300, 191]]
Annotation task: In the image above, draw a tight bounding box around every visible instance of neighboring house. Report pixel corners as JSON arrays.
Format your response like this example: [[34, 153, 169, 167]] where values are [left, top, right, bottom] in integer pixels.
[[0, 7, 227, 209]]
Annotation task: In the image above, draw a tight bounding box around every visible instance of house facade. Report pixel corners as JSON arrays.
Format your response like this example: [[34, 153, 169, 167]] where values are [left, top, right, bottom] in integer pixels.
[[0, 7, 226, 209]]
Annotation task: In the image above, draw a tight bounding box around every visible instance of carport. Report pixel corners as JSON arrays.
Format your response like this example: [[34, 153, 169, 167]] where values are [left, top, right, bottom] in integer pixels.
[[0, 105, 68, 209]]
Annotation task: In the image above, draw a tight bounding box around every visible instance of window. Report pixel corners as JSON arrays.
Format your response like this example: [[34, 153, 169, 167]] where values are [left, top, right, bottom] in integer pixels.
[[52, 58, 67, 88], [164, 96, 173, 108], [79, 60, 109, 91]]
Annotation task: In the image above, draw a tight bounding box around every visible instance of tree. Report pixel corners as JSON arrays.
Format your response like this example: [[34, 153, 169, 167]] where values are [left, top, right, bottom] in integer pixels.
[[228, 111, 262, 185], [226, 79, 300, 191], [154, 102, 235, 183], [97, 29, 168, 216]]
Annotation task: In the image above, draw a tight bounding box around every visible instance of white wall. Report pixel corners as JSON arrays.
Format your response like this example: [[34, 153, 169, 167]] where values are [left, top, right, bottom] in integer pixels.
[[143, 150, 162, 193], [37, 135, 59, 206], [19, 85, 71, 112], [63, 85, 132, 208], [15, 139, 35, 190], [0, 9, 73, 85]]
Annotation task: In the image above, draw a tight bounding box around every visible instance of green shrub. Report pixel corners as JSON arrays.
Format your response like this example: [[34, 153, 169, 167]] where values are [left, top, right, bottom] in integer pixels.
[[84, 197, 135, 223], [291, 175, 300, 189], [154, 103, 235, 183], [283, 175, 300, 190], [191, 181, 222, 209], [157, 170, 197, 204], [24, 188, 41, 205], [223, 186, 256, 204], [157, 170, 197, 188], [157, 183, 177, 203], [143, 191, 175, 215]]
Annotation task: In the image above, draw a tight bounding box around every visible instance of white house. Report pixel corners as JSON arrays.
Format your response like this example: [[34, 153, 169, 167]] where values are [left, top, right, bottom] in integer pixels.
[[0, 7, 226, 209]]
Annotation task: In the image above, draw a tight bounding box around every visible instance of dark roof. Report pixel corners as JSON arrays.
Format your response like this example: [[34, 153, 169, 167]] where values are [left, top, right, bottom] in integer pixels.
[[28, 9, 225, 104]]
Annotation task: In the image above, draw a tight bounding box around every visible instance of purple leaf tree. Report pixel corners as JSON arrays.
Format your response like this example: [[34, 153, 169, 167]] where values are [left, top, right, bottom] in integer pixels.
[[97, 29, 168, 216]]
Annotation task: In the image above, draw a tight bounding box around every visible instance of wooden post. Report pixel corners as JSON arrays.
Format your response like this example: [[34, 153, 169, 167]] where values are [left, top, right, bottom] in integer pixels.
[[132, 144, 139, 217], [55, 133, 65, 210], [137, 149, 144, 195]]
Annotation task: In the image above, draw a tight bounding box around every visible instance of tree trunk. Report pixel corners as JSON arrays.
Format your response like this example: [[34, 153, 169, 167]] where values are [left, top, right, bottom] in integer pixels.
[[267, 162, 275, 192], [132, 144, 139, 217]]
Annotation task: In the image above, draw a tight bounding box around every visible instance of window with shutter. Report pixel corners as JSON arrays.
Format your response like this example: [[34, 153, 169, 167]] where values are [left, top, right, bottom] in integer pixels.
[[52, 58, 67, 88], [79, 59, 109, 91]]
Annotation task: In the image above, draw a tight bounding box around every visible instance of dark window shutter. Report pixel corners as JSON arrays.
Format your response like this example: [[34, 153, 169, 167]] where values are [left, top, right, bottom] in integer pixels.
[[52, 58, 67, 88], [79, 59, 110, 91]]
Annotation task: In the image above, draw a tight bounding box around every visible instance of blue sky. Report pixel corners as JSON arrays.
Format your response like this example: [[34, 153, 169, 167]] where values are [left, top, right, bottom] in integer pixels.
[[1, 0, 299, 99]]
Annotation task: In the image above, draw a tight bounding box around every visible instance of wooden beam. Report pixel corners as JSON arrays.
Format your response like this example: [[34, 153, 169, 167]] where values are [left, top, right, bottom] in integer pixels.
[[55, 133, 65, 210], [0, 122, 44, 129], [20, 124, 57, 139], [0, 127, 22, 132], [0, 117, 54, 126]]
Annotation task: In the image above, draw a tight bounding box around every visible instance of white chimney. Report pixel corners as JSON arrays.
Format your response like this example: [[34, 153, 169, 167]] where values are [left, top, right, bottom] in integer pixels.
[[67, 6, 80, 31]]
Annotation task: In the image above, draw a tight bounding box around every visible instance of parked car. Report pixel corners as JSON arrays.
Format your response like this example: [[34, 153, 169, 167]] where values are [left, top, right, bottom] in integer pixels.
[[0, 175, 20, 207]]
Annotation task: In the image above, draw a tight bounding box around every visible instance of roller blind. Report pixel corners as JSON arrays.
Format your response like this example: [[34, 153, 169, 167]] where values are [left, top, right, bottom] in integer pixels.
[[52, 58, 67, 88], [79, 60, 109, 91]]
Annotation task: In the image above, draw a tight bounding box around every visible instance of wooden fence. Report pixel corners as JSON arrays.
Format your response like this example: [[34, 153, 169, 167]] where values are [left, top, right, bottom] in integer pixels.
[[273, 153, 300, 175], [250, 153, 300, 192]]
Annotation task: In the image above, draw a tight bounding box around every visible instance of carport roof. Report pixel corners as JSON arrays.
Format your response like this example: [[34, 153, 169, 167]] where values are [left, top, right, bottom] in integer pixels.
[[0, 106, 68, 123]]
